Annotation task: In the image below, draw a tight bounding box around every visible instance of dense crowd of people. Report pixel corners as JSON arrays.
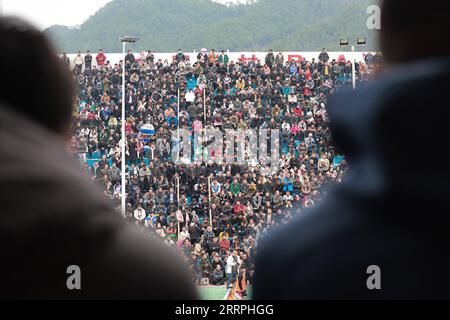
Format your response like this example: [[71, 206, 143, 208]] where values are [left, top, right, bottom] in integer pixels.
[[67, 48, 381, 286]]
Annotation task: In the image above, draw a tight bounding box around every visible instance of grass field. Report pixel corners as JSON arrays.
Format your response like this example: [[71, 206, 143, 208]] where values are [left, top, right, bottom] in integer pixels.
[[198, 286, 253, 300]]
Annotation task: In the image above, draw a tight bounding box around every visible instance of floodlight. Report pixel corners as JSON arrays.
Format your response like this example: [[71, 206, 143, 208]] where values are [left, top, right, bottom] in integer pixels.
[[340, 39, 349, 46], [119, 36, 140, 43], [357, 37, 367, 46]]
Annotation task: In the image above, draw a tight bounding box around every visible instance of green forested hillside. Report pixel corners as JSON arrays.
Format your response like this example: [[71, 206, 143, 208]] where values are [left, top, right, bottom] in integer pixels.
[[45, 0, 380, 53]]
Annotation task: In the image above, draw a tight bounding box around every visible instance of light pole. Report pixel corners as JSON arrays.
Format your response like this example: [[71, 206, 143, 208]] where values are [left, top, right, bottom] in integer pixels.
[[351, 44, 356, 90], [340, 37, 366, 89], [119, 36, 140, 216]]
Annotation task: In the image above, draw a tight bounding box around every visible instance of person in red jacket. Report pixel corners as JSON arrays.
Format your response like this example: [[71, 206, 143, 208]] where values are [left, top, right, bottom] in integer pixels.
[[219, 236, 230, 252], [96, 49, 107, 66], [233, 201, 244, 215]]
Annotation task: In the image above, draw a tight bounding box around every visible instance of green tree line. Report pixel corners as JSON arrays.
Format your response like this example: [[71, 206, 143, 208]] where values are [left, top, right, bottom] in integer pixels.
[[45, 0, 380, 53]]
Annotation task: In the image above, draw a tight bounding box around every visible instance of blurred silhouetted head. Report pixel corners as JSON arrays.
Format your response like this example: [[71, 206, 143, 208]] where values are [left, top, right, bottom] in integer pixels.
[[381, 0, 450, 63], [0, 17, 74, 136]]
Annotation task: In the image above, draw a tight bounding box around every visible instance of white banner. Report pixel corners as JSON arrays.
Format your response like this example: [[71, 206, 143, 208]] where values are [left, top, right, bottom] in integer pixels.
[[65, 51, 373, 68]]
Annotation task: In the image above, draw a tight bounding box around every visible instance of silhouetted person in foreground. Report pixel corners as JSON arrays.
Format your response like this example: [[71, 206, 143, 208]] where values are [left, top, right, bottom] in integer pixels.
[[254, 0, 450, 299], [0, 17, 198, 300]]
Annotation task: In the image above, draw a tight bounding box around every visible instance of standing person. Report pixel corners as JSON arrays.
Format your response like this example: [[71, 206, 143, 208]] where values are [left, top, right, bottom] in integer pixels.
[[84, 50, 93, 70], [73, 51, 84, 74], [226, 250, 241, 288], [208, 49, 218, 64], [236, 267, 248, 300], [254, 0, 450, 300], [218, 50, 229, 66], [265, 49, 275, 68], [146, 50, 154, 65], [96, 49, 107, 67], [224, 278, 241, 300], [223, 267, 246, 300], [275, 52, 284, 66], [176, 49, 185, 64], [0, 17, 198, 300], [61, 52, 70, 68], [125, 49, 135, 64], [318, 48, 330, 63], [364, 52, 374, 68]]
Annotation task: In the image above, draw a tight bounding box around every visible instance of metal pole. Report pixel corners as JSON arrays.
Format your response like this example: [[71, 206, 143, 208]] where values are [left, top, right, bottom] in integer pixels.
[[121, 42, 127, 215], [176, 82, 181, 237], [177, 176, 181, 237], [201, 85, 207, 164], [177, 87, 180, 163], [176, 177, 180, 205], [203, 86, 207, 125], [177, 87, 180, 124], [351, 45, 356, 90], [227, 49, 230, 73], [208, 176, 212, 227]]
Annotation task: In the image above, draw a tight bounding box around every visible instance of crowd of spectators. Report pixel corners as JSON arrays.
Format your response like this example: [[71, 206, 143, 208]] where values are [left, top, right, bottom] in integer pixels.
[[67, 48, 381, 286]]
